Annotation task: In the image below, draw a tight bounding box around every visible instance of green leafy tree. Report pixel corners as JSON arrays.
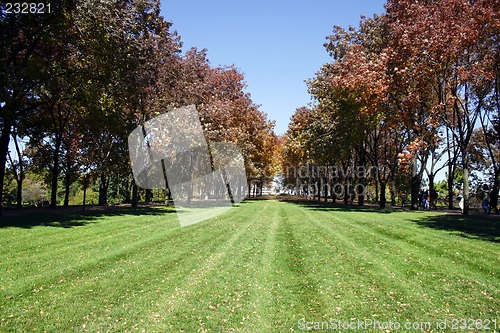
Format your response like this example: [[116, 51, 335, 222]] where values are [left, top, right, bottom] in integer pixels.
[[0, 0, 76, 213]]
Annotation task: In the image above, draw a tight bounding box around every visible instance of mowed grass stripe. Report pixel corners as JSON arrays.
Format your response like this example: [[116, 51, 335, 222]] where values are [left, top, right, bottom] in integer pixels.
[[1, 207, 254, 331], [155, 200, 313, 332], [304, 203, 498, 274], [295, 203, 499, 320], [42, 219, 245, 332], [84, 201, 275, 332], [275, 202, 397, 323], [151, 200, 332, 332], [312, 213, 450, 320], [0, 208, 178, 257], [0, 200, 498, 332], [311, 207, 498, 282], [1, 210, 180, 294], [148, 201, 276, 332], [313, 206, 499, 286], [336, 210, 499, 270]]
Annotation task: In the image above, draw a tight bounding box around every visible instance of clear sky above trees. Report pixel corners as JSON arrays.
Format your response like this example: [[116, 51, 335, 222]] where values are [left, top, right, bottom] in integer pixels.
[[161, 0, 386, 135]]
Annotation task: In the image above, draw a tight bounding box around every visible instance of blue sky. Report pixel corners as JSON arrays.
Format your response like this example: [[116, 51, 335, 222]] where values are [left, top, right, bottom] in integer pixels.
[[160, 0, 387, 135]]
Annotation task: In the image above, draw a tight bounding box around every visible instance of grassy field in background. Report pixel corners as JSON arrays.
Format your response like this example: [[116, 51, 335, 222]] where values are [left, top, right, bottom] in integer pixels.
[[0, 199, 498, 332]]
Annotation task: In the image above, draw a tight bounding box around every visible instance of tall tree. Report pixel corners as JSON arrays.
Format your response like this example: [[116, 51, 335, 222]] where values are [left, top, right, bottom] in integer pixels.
[[386, 0, 499, 214], [0, 0, 75, 213], [6, 131, 26, 207]]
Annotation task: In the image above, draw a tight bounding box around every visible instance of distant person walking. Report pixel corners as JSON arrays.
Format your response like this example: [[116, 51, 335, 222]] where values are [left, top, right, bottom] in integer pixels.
[[420, 191, 429, 210], [401, 192, 407, 207], [482, 185, 490, 215], [458, 195, 464, 212], [419, 191, 424, 209]]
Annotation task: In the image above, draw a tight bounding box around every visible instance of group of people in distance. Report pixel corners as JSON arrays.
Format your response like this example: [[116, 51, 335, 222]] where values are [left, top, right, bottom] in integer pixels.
[[414, 185, 498, 215], [418, 190, 438, 210]]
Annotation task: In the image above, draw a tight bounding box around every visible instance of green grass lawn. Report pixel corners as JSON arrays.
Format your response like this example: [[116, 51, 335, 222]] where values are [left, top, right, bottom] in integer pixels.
[[0, 200, 498, 332]]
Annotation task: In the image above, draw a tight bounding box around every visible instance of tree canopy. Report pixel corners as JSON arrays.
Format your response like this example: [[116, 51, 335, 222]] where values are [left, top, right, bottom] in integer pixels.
[[283, 0, 499, 214], [0, 0, 277, 211]]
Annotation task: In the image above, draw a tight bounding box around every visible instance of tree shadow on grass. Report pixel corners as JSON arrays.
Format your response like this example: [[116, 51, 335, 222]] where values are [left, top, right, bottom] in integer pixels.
[[0, 206, 176, 229], [282, 198, 500, 243], [283, 198, 398, 214], [411, 214, 500, 243]]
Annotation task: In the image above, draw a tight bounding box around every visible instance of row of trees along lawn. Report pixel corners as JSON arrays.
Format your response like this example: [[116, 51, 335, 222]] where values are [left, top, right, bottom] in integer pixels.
[[281, 0, 499, 214], [0, 0, 278, 213]]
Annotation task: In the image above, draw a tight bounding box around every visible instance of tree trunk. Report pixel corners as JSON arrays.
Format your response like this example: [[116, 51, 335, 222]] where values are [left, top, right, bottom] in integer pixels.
[[82, 174, 87, 210], [462, 165, 470, 215], [390, 182, 396, 206], [355, 146, 367, 206], [9, 147, 24, 208], [64, 169, 71, 207], [0, 120, 12, 215], [343, 179, 349, 205], [16, 175, 24, 209], [166, 187, 172, 204], [410, 158, 420, 210], [116, 174, 120, 202], [16, 179, 23, 208], [10, 133, 25, 208], [447, 163, 455, 209], [428, 174, 435, 210], [145, 189, 153, 203], [317, 179, 321, 201], [124, 176, 131, 204], [490, 170, 499, 215], [330, 180, 336, 204], [323, 178, 328, 202], [98, 174, 109, 206], [187, 181, 193, 203], [380, 181, 386, 208], [357, 167, 366, 206], [357, 185, 364, 206], [132, 179, 138, 208], [445, 124, 458, 210], [50, 135, 62, 209]]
